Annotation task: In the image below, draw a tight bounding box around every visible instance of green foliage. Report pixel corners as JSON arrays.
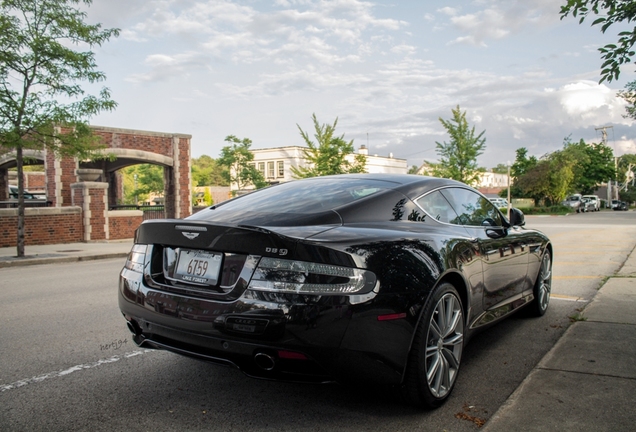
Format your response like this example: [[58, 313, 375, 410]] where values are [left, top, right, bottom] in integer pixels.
[[0, 0, 118, 256], [521, 205, 572, 215], [291, 114, 366, 178], [511, 147, 538, 179], [122, 164, 164, 204], [560, 0, 636, 83], [218, 135, 267, 194], [491, 163, 509, 174], [515, 158, 572, 205], [408, 165, 420, 174], [203, 189, 213, 206], [618, 153, 636, 183], [563, 137, 615, 193], [433, 105, 486, 186], [617, 80, 636, 119], [512, 138, 615, 204], [192, 154, 227, 186]]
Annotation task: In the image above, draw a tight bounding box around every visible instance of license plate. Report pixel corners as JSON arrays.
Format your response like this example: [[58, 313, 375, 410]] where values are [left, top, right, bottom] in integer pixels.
[[232, 324, 256, 333], [174, 249, 221, 285]]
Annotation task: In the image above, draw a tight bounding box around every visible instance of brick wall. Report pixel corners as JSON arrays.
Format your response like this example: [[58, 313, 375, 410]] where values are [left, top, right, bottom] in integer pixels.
[[108, 210, 143, 240], [0, 207, 82, 247]]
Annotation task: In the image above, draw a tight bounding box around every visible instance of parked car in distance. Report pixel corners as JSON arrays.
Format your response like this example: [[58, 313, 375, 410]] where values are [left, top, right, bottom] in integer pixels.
[[119, 173, 552, 409], [580, 198, 596, 212], [562, 194, 583, 213], [8, 184, 46, 200], [489, 197, 509, 208], [613, 201, 629, 211], [582, 195, 600, 211]]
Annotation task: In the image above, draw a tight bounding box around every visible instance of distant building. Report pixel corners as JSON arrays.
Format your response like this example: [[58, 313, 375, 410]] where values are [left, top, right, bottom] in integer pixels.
[[477, 172, 508, 189], [234, 145, 408, 193]]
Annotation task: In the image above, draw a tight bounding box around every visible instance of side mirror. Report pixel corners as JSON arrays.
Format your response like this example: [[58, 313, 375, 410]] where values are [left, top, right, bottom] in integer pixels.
[[509, 207, 525, 227]]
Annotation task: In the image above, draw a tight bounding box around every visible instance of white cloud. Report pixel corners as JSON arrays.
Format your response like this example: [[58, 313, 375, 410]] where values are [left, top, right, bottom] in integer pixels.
[[126, 52, 211, 83], [438, 7, 459, 16], [445, 0, 557, 47]]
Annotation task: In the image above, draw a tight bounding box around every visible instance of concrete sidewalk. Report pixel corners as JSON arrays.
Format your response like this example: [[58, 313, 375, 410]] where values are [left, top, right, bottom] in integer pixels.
[[484, 246, 636, 431], [0, 240, 133, 268], [1, 240, 635, 430]]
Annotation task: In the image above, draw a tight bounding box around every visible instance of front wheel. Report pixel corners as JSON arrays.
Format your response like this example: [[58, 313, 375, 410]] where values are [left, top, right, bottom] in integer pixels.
[[528, 250, 552, 316], [402, 283, 464, 409]]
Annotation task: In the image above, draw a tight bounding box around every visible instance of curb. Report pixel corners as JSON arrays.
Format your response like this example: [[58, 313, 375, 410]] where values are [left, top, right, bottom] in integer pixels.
[[0, 252, 129, 269]]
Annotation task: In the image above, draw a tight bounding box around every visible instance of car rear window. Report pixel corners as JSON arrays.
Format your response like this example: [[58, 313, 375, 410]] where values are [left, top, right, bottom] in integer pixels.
[[214, 178, 392, 214]]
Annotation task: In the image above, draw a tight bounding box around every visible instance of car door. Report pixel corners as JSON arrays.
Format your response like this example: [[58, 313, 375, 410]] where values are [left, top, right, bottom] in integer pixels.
[[439, 187, 530, 311]]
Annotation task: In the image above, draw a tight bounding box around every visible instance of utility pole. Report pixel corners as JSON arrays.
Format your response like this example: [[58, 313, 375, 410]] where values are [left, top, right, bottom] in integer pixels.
[[595, 125, 615, 203]]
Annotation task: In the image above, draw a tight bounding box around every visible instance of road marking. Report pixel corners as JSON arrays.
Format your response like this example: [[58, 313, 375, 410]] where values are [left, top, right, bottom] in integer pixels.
[[551, 294, 587, 302], [553, 275, 600, 279], [0, 349, 152, 392]]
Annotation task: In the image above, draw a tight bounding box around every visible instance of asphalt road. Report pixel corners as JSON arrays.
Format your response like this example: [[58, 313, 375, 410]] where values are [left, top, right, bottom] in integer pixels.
[[1, 210, 634, 431]]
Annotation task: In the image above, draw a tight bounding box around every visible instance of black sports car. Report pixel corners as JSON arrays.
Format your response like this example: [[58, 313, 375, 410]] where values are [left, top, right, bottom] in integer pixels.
[[119, 174, 552, 408]]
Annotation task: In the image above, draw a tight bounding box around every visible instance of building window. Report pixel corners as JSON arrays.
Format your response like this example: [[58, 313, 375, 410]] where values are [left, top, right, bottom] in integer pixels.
[[277, 161, 284, 178], [267, 161, 275, 179], [258, 162, 265, 175]]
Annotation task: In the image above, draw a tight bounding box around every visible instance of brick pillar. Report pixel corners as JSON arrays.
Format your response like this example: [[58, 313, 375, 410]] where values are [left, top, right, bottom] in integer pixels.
[[176, 136, 192, 218], [0, 168, 8, 200], [164, 166, 175, 219], [71, 181, 109, 241], [107, 171, 122, 207], [46, 151, 78, 207]]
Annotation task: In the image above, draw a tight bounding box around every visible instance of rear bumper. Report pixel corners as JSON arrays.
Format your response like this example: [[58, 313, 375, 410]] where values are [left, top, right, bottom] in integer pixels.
[[119, 268, 410, 385]]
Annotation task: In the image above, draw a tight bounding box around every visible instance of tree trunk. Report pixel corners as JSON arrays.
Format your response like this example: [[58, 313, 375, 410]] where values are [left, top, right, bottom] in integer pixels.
[[16, 146, 25, 257]]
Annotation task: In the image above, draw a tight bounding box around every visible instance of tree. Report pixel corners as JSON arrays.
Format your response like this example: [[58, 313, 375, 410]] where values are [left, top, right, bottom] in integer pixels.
[[617, 153, 636, 184], [218, 135, 267, 194], [516, 152, 576, 205], [563, 138, 615, 194], [560, 0, 636, 83], [617, 80, 636, 119], [491, 163, 509, 174], [0, 0, 118, 257], [291, 114, 366, 178], [433, 105, 486, 186], [511, 147, 538, 179], [120, 164, 163, 205], [192, 154, 227, 186]]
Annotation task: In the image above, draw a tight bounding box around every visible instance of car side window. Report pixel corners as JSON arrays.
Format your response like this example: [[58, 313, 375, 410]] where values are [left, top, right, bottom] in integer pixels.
[[440, 188, 503, 227], [415, 190, 459, 224]]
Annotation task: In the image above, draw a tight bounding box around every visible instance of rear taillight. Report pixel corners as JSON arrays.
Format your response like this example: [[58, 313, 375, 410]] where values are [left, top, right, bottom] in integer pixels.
[[248, 257, 376, 295], [124, 244, 148, 273]]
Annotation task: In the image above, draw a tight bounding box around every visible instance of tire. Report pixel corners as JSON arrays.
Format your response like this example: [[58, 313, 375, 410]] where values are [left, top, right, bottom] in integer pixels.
[[528, 250, 552, 317], [402, 283, 464, 409]]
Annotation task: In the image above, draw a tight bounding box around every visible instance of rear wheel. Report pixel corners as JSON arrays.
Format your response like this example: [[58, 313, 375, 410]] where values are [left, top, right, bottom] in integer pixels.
[[528, 250, 552, 316], [402, 283, 464, 409]]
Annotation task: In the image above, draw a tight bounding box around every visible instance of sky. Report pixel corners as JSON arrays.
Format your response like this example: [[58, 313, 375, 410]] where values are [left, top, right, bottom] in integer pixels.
[[81, 0, 636, 170]]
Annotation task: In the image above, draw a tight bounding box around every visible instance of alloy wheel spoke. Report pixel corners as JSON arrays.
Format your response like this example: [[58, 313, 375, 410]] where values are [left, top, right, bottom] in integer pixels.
[[425, 292, 464, 398]]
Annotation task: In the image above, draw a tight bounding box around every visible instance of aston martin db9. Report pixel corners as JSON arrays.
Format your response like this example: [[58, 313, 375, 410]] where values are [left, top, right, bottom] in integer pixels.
[[119, 174, 552, 408]]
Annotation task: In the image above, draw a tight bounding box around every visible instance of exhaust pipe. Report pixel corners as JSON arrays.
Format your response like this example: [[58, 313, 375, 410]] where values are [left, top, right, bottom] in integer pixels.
[[126, 320, 142, 337], [254, 352, 276, 371]]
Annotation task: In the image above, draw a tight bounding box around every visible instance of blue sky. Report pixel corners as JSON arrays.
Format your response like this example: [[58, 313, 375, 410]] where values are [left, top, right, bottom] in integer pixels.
[[84, 0, 636, 169]]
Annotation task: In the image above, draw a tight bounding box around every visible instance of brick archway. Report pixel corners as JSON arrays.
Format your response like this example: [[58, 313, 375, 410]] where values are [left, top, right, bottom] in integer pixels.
[[0, 126, 192, 219]]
